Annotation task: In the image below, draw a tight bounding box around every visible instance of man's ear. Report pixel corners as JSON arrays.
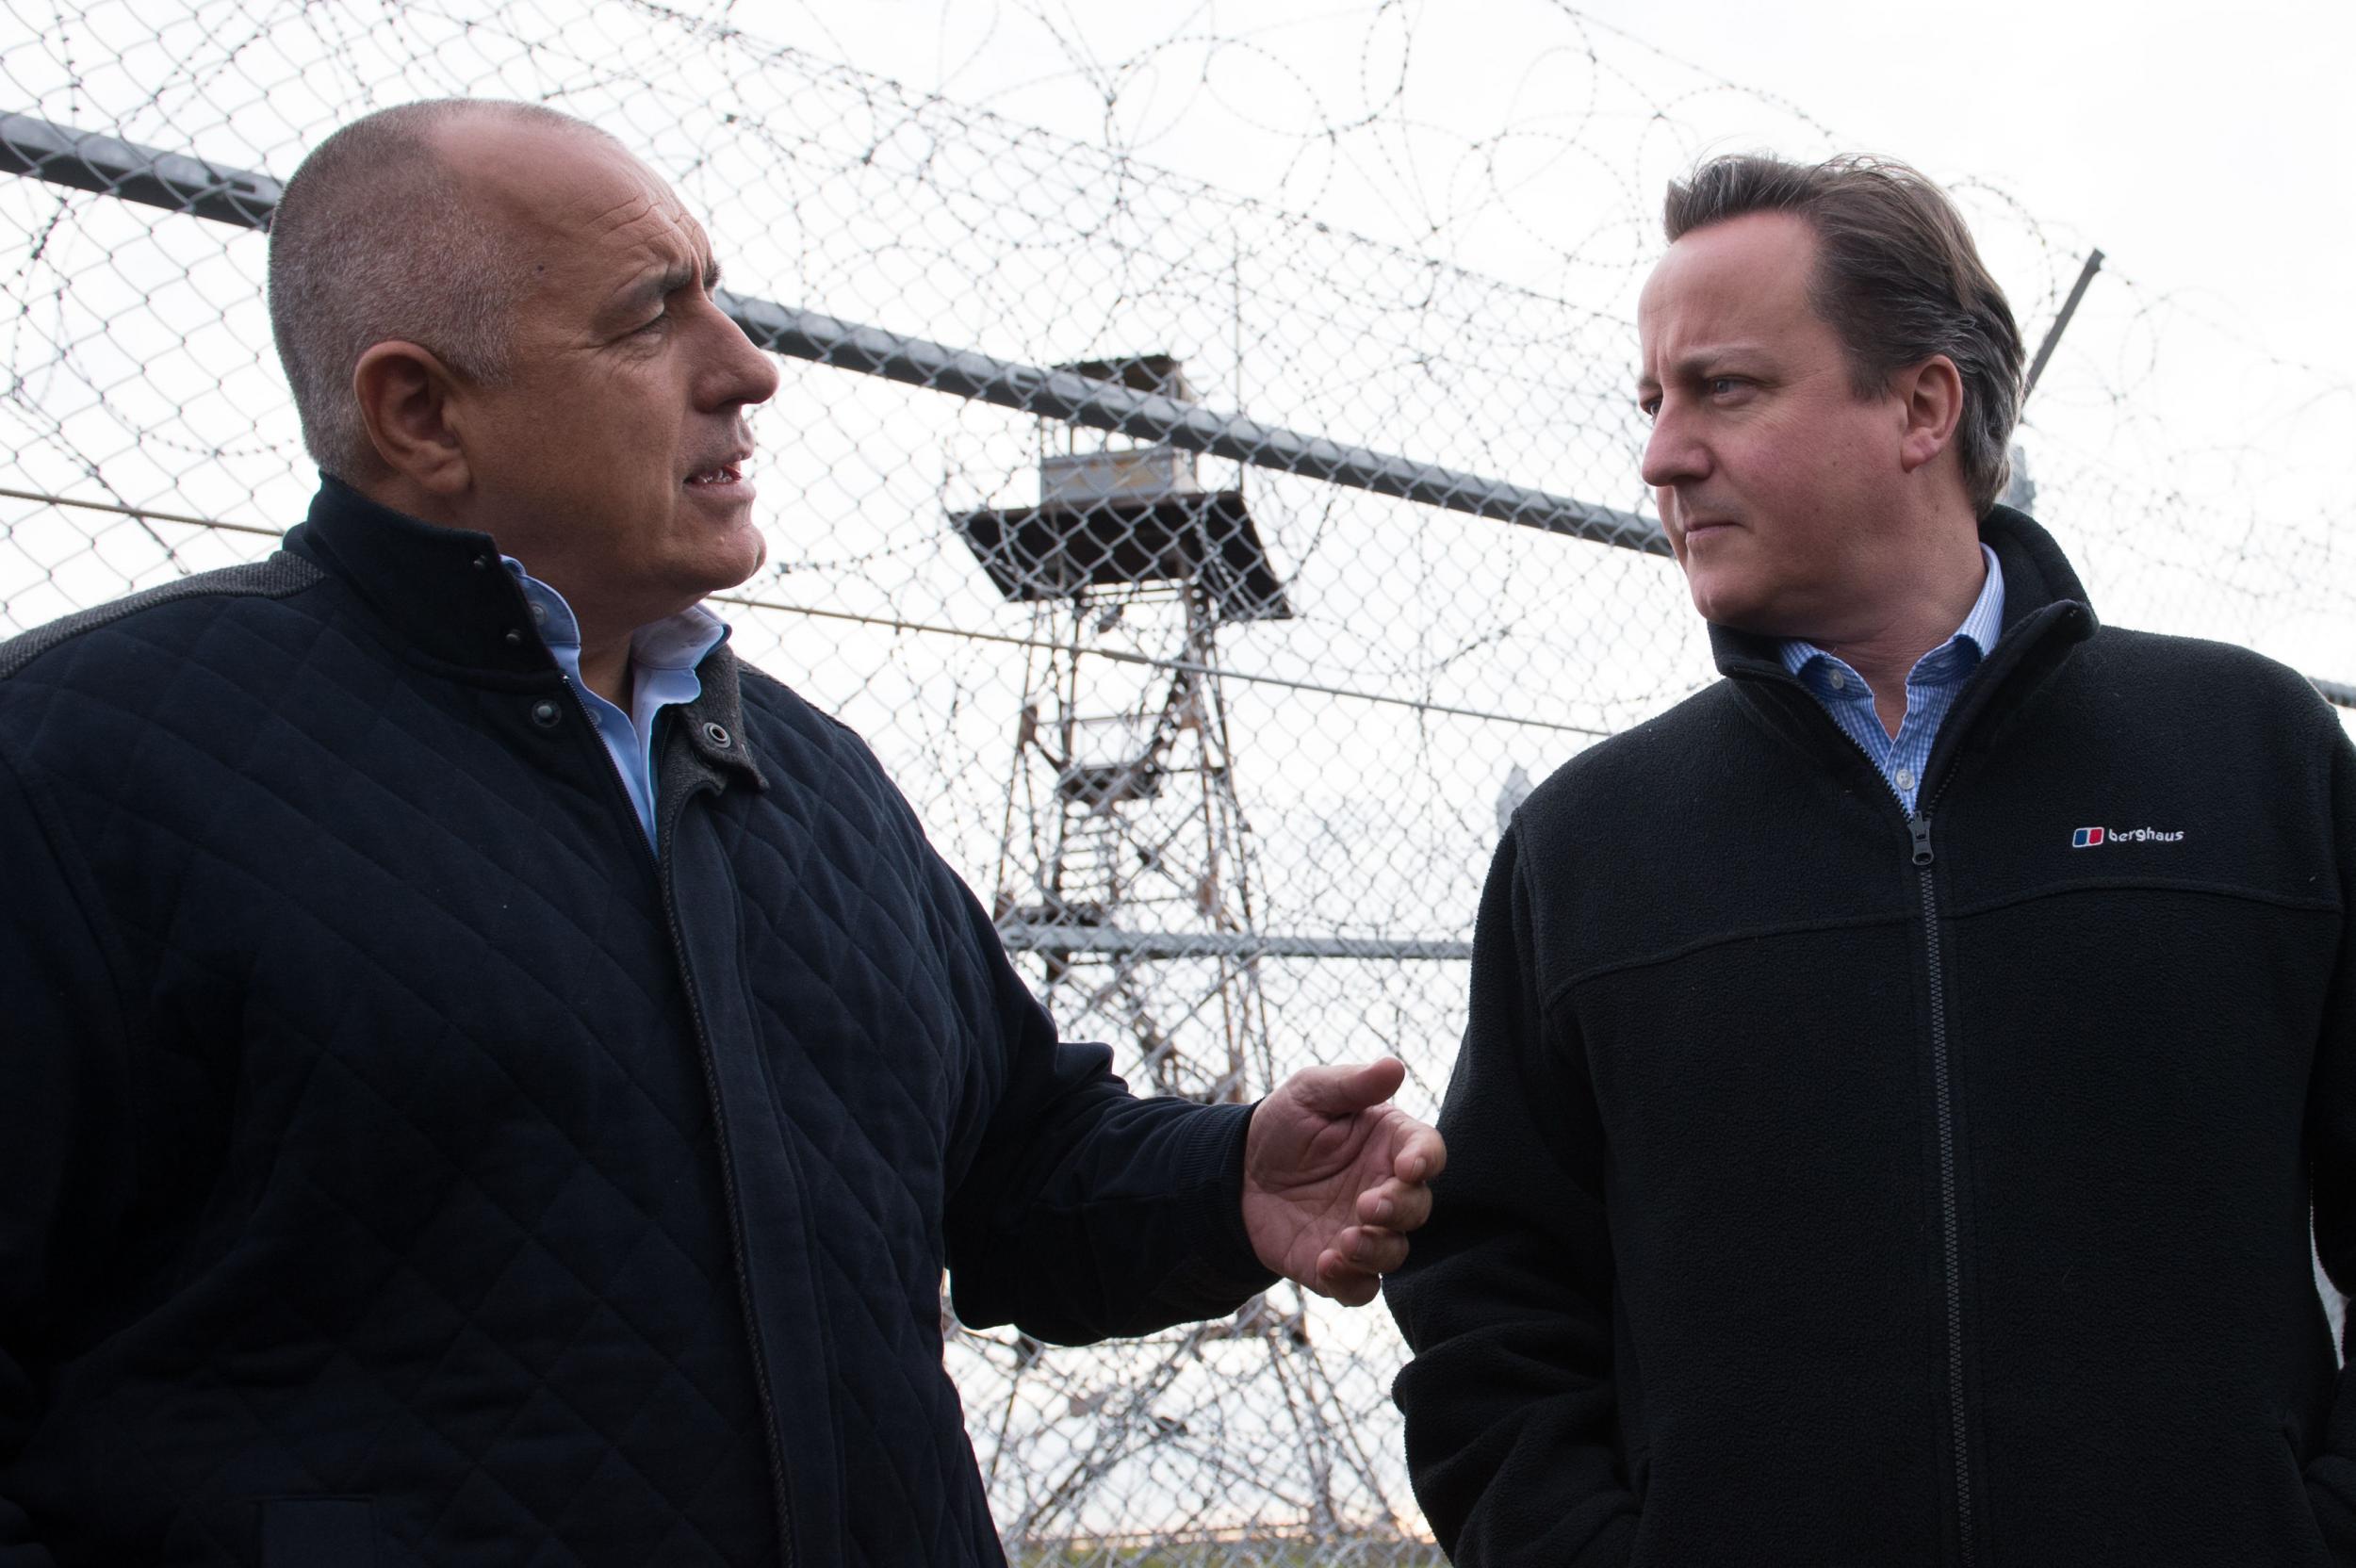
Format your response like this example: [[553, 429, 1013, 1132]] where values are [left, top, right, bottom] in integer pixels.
[[352, 341, 472, 497], [1896, 354, 1966, 475]]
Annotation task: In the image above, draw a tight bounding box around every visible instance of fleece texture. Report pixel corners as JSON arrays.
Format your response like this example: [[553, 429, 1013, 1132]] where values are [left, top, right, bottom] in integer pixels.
[[1384, 508, 2356, 1567], [0, 477, 1274, 1568]]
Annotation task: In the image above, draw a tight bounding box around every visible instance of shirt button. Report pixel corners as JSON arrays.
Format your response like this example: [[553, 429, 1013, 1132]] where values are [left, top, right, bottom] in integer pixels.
[[701, 722, 733, 749], [1896, 766, 1917, 792], [530, 699, 562, 728], [1825, 669, 1847, 692]]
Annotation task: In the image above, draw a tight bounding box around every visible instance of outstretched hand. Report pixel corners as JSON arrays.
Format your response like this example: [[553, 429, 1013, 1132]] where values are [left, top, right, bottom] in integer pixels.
[[1241, 1057, 1446, 1306]]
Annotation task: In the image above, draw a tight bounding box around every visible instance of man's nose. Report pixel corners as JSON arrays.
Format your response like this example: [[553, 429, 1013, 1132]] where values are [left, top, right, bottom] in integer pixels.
[[698, 305, 782, 412], [1640, 402, 1707, 490]]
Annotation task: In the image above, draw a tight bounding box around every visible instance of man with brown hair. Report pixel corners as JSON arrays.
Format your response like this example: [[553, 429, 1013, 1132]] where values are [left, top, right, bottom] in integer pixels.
[[1385, 154, 2356, 1566]]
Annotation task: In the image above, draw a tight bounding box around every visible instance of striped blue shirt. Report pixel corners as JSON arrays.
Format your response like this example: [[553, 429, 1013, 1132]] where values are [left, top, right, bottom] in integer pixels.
[[1779, 545, 2005, 814]]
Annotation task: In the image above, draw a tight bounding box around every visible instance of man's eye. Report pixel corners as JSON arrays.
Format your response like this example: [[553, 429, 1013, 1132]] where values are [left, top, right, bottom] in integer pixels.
[[1636, 398, 1660, 422], [1707, 376, 1743, 396], [633, 312, 668, 335]]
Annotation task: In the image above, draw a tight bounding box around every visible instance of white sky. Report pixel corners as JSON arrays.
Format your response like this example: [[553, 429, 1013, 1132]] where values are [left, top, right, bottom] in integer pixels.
[[806, 0, 2356, 396], [1557, 0, 2356, 374], [774, 0, 2356, 691]]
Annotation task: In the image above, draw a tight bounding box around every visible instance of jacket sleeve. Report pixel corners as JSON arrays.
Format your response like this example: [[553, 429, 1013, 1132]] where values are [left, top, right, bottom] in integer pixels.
[[2304, 713, 2356, 1557], [939, 872, 1276, 1345], [0, 745, 132, 1567], [1382, 825, 1639, 1567]]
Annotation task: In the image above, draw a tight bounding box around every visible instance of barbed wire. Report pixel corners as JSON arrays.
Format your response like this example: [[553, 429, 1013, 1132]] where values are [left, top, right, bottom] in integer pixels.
[[2, 1, 2350, 1559]]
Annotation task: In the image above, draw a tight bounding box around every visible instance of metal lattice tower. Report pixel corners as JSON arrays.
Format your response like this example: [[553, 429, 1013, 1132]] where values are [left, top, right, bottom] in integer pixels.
[[948, 361, 1393, 1546], [958, 354, 1291, 1107]]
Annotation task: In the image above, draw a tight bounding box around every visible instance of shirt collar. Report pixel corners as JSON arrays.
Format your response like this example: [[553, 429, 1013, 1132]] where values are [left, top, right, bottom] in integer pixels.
[[1779, 543, 2005, 690], [1953, 542, 2007, 658], [500, 556, 728, 674]]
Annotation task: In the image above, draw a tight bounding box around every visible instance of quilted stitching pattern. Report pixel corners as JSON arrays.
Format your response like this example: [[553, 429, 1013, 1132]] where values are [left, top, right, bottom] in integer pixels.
[[0, 553, 1010, 1564], [2, 568, 779, 1567], [669, 678, 1017, 1567], [3, 482, 1265, 1568], [0, 554, 321, 680]]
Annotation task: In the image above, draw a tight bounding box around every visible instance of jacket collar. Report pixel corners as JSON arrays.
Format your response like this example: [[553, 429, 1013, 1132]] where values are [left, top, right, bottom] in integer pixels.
[[284, 475, 764, 791], [1706, 506, 2102, 808], [1706, 505, 2098, 683], [668, 642, 769, 794], [285, 475, 550, 677]]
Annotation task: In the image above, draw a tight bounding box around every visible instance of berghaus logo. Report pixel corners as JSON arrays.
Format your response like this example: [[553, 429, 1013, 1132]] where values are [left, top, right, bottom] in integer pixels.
[[2071, 825, 2185, 848]]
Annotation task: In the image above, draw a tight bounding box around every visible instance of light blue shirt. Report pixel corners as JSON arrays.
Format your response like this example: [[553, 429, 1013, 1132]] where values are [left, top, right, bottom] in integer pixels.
[[504, 559, 728, 849], [1779, 545, 2005, 815]]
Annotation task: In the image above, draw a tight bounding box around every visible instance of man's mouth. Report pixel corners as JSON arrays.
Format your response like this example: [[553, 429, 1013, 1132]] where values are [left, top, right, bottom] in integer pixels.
[[685, 463, 744, 487]]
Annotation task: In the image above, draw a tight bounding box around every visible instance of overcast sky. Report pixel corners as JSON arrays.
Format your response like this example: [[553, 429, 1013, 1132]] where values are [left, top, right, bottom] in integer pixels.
[[799, 0, 2354, 393], [770, 0, 2353, 689], [1552, 0, 2355, 374]]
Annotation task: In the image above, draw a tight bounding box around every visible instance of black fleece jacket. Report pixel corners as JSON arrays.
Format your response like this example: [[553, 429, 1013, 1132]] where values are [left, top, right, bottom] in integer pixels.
[[1385, 508, 2356, 1567]]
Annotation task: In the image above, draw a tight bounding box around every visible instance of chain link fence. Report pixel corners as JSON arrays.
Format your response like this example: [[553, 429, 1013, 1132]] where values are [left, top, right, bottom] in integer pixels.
[[4, 1, 2351, 1560]]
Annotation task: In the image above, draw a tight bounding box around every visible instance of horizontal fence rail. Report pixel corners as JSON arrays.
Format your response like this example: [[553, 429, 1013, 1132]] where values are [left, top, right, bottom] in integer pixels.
[[0, 109, 1666, 556], [7, 107, 2342, 709], [993, 924, 1475, 961], [8, 107, 2345, 708], [5, 8, 2351, 1556]]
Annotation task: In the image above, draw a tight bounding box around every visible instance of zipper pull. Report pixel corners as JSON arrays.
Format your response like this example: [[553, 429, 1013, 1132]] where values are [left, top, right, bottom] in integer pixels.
[[1908, 812, 1935, 867]]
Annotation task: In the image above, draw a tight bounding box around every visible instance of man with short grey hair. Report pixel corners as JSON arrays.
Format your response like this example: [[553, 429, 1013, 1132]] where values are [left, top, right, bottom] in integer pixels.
[[267, 100, 613, 477], [0, 99, 1444, 1566], [1386, 154, 2356, 1566]]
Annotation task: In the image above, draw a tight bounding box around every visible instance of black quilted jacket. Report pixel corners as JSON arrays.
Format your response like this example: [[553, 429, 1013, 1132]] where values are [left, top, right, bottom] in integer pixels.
[[0, 478, 1274, 1567], [1387, 510, 2356, 1566]]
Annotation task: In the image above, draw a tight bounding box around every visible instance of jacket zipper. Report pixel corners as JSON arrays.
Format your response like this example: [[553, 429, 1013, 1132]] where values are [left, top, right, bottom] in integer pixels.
[[1909, 808, 1973, 1566], [560, 676, 798, 1568], [1727, 599, 2085, 1567], [1749, 680, 1981, 1564]]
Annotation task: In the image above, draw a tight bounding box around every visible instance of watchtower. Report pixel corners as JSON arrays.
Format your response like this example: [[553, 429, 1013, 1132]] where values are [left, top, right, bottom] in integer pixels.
[[946, 356, 1421, 1544], [953, 353, 1288, 1103]]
